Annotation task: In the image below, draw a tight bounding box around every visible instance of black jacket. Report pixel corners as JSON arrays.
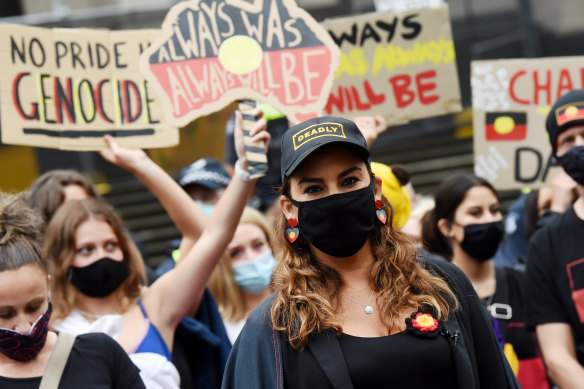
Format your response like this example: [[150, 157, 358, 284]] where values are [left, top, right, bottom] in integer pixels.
[[222, 256, 520, 389]]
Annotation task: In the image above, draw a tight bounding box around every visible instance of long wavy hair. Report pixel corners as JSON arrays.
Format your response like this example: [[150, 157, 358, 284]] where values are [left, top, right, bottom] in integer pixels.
[[44, 198, 145, 322], [270, 171, 457, 349], [208, 206, 276, 322]]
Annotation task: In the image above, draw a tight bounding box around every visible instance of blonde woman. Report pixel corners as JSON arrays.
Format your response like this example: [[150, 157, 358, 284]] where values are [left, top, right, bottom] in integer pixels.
[[208, 206, 276, 343], [44, 110, 269, 389]]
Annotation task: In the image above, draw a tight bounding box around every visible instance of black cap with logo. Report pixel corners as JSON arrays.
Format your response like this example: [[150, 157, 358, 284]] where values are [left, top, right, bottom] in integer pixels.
[[280, 116, 370, 181], [546, 89, 584, 154]]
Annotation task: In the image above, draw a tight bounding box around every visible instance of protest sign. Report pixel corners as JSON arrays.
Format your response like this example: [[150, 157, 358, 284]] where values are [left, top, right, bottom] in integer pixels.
[[321, 4, 461, 124], [471, 56, 584, 189], [0, 24, 177, 150], [140, 0, 340, 126]]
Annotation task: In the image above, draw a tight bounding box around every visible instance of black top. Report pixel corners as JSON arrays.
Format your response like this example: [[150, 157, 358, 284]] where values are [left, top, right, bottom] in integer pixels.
[[222, 255, 519, 389], [526, 207, 584, 364], [283, 329, 457, 389], [492, 267, 539, 359], [0, 332, 145, 389]]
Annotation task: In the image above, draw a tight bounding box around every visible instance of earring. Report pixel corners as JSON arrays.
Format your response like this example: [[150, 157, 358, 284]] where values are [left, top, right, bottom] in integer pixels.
[[286, 218, 300, 243], [375, 200, 387, 225]]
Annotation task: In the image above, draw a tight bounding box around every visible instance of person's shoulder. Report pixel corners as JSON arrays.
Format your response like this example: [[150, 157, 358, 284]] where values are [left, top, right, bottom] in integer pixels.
[[418, 250, 466, 280], [417, 250, 474, 295], [528, 208, 578, 251], [74, 332, 114, 349], [245, 293, 275, 331], [498, 266, 523, 281]]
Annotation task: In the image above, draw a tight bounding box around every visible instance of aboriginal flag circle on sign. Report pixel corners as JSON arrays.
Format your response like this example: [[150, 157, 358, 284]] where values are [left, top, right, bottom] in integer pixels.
[[141, 0, 340, 127], [485, 112, 527, 141]]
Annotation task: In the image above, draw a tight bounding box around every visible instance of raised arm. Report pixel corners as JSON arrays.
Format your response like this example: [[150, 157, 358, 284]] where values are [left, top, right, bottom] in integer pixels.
[[145, 109, 269, 332], [99, 135, 207, 244]]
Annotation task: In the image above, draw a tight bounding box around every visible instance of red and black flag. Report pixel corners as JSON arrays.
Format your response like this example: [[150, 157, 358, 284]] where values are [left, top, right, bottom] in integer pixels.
[[485, 112, 527, 141], [555, 102, 584, 127]]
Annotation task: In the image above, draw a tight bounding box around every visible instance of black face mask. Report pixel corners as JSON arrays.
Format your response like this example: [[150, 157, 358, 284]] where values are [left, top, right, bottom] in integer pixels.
[[289, 180, 376, 258], [557, 146, 584, 185], [68, 257, 129, 298], [459, 221, 504, 262]]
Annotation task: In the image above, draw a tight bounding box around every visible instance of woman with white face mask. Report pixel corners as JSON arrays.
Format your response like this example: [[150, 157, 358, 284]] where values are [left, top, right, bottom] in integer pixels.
[[422, 173, 549, 388], [208, 207, 276, 344], [0, 193, 145, 389]]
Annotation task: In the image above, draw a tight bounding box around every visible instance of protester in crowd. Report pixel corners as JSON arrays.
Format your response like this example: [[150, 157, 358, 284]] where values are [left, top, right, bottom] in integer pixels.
[[25, 169, 101, 227], [421, 173, 548, 388], [178, 158, 231, 216], [44, 110, 269, 389], [222, 116, 518, 389], [0, 193, 145, 388], [494, 170, 578, 270], [152, 158, 232, 281], [208, 206, 276, 343], [525, 89, 584, 388]]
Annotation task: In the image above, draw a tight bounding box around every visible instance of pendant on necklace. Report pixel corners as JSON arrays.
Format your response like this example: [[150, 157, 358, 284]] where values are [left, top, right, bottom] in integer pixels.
[[365, 305, 374, 314]]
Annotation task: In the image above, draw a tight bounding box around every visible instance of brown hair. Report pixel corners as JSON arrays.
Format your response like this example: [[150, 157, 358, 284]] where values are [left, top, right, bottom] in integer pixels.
[[271, 174, 457, 349], [44, 198, 145, 322], [208, 206, 276, 322], [0, 192, 47, 273], [421, 173, 499, 260], [26, 170, 100, 226]]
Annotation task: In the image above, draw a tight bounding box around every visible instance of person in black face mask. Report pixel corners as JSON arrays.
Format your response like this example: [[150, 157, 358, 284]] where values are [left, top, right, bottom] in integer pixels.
[[222, 116, 520, 389], [0, 193, 145, 388], [524, 89, 584, 388], [43, 109, 270, 389], [421, 173, 549, 388]]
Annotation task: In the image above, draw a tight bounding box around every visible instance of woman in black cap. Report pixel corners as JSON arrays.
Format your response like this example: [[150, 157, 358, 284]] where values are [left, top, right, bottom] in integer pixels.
[[222, 116, 519, 389]]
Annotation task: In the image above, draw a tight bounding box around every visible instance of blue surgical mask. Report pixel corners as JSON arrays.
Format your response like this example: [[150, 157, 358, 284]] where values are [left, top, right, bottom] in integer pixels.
[[196, 201, 215, 217], [232, 249, 277, 294]]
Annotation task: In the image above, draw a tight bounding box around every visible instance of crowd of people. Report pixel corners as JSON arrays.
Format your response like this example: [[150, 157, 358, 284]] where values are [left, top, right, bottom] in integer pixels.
[[2, 82, 584, 388]]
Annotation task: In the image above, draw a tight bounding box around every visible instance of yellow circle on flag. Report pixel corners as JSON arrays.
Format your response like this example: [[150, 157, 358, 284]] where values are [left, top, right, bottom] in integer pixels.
[[218, 35, 263, 75], [493, 116, 515, 135], [565, 105, 579, 118]]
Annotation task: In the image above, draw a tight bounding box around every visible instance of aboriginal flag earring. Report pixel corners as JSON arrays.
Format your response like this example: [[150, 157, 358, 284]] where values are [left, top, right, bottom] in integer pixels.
[[375, 200, 387, 225], [286, 218, 300, 243]]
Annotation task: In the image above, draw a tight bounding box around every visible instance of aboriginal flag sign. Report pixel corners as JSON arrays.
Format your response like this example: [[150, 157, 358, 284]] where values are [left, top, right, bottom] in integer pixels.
[[485, 112, 527, 141], [141, 0, 340, 126]]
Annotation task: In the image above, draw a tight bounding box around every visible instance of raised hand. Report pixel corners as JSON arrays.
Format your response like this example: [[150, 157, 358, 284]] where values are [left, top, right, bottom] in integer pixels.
[[99, 134, 149, 173], [354, 115, 387, 147]]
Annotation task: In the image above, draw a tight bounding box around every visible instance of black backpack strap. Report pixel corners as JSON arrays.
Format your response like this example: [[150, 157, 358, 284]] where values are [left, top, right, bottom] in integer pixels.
[[307, 330, 354, 389]]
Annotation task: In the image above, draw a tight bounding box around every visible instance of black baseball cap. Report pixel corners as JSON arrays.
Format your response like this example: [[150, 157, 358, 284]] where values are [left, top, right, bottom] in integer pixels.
[[179, 158, 230, 190], [280, 116, 370, 181], [546, 89, 584, 154]]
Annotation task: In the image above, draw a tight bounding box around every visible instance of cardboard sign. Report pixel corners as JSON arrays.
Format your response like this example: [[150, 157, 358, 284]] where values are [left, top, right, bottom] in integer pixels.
[[0, 24, 178, 150], [471, 57, 584, 189], [140, 0, 340, 126], [321, 4, 461, 124]]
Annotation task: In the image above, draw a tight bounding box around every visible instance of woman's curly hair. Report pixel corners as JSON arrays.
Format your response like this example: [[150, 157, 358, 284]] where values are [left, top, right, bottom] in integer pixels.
[[270, 174, 457, 349]]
